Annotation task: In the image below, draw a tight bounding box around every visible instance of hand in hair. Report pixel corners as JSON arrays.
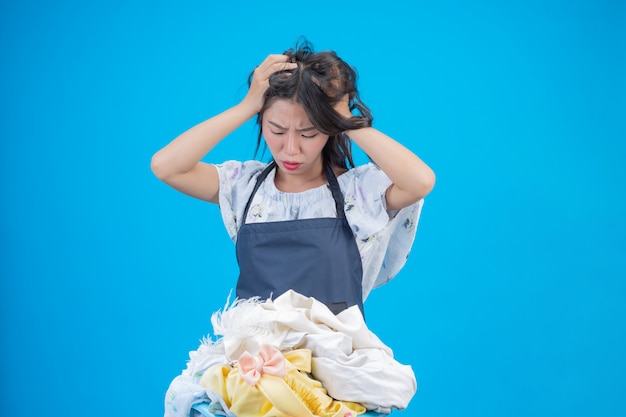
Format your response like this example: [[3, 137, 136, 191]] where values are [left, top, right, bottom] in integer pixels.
[[244, 54, 298, 114], [333, 94, 353, 120]]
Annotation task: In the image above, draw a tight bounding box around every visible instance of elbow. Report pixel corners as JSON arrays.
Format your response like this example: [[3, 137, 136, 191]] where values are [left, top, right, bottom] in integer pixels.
[[150, 151, 169, 181], [422, 169, 436, 196], [387, 165, 435, 210], [413, 167, 436, 200]]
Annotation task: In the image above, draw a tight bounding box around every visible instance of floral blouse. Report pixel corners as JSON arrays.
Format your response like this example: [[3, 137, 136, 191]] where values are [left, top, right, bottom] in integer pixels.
[[215, 160, 424, 299]]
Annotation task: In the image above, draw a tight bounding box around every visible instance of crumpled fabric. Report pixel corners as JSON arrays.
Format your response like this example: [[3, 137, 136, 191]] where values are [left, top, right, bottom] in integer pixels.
[[201, 347, 365, 417], [164, 290, 417, 416]]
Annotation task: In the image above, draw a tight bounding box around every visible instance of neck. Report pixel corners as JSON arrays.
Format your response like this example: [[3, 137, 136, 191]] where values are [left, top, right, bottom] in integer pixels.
[[274, 161, 328, 193]]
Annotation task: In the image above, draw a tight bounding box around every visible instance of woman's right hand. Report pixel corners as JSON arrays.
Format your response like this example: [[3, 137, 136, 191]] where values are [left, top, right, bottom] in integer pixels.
[[243, 54, 297, 113]]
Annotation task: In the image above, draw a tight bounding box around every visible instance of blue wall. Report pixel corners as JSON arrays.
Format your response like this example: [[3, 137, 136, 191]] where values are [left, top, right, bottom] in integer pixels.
[[1, 1, 624, 416]]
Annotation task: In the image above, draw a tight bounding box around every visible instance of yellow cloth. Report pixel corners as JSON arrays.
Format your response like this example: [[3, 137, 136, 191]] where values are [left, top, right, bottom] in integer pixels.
[[201, 348, 366, 417]]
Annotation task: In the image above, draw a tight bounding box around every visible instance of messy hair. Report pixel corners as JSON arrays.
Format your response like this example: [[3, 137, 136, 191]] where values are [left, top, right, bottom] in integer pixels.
[[249, 38, 373, 169]]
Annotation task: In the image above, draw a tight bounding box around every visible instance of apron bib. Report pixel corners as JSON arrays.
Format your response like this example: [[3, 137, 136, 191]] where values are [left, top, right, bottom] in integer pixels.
[[235, 161, 364, 315]]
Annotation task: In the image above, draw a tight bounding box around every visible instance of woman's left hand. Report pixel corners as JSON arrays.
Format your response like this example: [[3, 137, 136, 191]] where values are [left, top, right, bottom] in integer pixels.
[[334, 94, 352, 119]]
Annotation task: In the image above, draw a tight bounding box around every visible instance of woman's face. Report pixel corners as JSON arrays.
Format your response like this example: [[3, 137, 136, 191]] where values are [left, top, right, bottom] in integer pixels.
[[262, 99, 330, 181]]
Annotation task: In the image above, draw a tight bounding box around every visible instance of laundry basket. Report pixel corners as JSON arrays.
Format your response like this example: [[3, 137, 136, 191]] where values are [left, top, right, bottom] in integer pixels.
[[191, 402, 389, 417]]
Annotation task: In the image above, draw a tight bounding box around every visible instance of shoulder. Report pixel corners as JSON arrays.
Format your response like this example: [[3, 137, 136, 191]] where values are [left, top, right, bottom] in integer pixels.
[[215, 160, 268, 176], [213, 160, 271, 242], [338, 162, 391, 191], [214, 160, 269, 186]]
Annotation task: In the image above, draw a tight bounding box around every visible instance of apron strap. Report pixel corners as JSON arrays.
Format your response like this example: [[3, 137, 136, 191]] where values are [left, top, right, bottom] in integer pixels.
[[241, 161, 277, 222], [241, 161, 347, 223], [324, 162, 346, 219]]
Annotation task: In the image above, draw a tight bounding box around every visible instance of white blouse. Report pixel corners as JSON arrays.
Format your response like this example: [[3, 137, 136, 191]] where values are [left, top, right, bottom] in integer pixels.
[[215, 160, 424, 299]]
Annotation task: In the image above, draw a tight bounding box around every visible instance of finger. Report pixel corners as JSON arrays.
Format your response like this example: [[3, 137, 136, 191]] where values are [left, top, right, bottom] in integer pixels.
[[271, 61, 298, 72], [268, 53, 290, 62], [259, 53, 289, 70], [255, 61, 297, 81]]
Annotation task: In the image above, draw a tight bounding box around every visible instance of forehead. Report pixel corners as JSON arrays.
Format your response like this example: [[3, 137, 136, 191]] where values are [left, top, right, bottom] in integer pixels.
[[263, 99, 313, 127]]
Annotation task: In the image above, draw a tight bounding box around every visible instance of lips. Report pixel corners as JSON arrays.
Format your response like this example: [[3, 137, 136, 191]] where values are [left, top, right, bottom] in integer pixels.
[[281, 161, 301, 171]]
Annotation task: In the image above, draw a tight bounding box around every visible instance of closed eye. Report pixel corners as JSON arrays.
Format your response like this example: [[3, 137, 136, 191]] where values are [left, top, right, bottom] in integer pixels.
[[302, 133, 318, 139]]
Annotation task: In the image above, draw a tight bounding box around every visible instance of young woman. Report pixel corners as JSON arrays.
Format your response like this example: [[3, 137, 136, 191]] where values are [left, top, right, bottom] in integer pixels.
[[152, 40, 435, 417]]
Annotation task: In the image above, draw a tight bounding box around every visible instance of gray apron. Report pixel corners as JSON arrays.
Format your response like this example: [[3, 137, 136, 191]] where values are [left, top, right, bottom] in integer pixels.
[[235, 161, 364, 316]]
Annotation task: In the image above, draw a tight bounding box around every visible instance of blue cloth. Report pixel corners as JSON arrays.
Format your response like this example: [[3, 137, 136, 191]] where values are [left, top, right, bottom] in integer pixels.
[[236, 161, 364, 316], [191, 402, 389, 417]]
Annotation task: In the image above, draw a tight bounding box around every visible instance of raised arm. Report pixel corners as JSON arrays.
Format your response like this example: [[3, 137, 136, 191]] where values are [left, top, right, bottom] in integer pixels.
[[335, 96, 435, 211], [150, 55, 297, 203], [346, 127, 435, 211]]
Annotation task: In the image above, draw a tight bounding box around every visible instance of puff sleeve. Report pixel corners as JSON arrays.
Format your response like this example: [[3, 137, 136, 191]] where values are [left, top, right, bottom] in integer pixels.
[[339, 163, 424, 299]]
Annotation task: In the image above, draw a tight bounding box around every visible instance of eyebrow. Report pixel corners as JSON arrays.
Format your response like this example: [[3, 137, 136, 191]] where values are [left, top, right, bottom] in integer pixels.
[[267, 121, 317, 132]]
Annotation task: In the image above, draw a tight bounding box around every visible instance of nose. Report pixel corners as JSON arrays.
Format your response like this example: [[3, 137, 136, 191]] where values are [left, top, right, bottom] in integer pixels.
[[285, 131, 299, 155]]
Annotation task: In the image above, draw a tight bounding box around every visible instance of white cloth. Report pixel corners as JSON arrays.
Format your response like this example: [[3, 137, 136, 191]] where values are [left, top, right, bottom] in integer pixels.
[[165, 291, 417, 416], [215, 160, 424, 299]]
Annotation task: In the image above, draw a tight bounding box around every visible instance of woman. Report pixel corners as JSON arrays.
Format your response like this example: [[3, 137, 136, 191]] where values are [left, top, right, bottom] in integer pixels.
[[152, 40, 435, 417]]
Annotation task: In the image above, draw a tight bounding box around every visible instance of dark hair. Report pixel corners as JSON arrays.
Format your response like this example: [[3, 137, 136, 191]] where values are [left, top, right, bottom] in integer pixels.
[[249, 38, 373, 169]]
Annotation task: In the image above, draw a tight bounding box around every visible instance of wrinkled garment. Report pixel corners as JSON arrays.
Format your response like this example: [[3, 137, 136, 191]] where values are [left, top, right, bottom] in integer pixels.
[[201, 347, 366, 417], [164, 290, 417, 416]]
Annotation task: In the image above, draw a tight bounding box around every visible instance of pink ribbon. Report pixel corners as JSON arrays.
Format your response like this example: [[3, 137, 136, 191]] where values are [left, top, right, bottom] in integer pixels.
[[238, 345, 286, 386]]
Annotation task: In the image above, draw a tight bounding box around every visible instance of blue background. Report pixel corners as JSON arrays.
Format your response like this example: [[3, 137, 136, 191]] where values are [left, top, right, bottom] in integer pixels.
[[2, 1, 625, 416]]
